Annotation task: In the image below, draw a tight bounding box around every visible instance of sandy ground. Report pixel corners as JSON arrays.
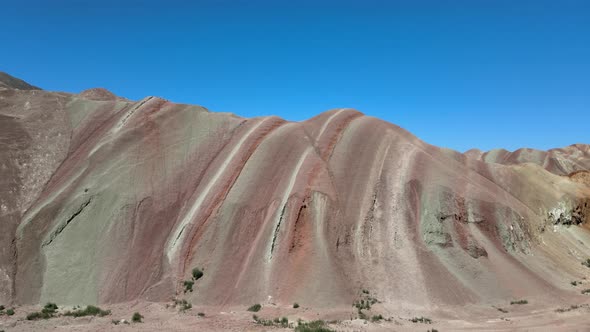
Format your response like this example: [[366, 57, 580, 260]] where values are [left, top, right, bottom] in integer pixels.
[[2, 299, 590, 331]]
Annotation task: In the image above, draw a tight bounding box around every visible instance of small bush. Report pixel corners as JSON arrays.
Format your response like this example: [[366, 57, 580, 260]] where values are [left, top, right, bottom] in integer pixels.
[[26, 312, 39, 320], [6, 308, 14, 316], [358, 310, 368, 320], [63, 305, 111, 317], [581, 289, 590, 295], [43, 302, 58, 313], [173, 299, 192, 312], [496, 307, 508, 313], [371, 314, 383, 322], [295, 320, 332, 332], [0, 305, 4, 311], [409, 316, 432, 324], [183, 280, 194, 293], [132, 312, 143, 323], [253, 315, 291, 328], [293, 302, 300, 308], [571, 281, 579, 286], [247, 303, 262, 312], [253, 316, 273, 326], [353, 300, 371, 310], [556, 304, 580, 313], [27, 303, 59, 320], [27, 311, 52, 320], [362, 289, 369, 294], [197, 312, 205, 317], [192, 268, 204, 281], [510, 299, 528, 305], [582, 259, 590, 268]]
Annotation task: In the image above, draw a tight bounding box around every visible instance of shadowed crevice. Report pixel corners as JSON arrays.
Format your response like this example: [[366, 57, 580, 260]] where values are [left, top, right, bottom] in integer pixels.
[[42, 196, 94, 248]]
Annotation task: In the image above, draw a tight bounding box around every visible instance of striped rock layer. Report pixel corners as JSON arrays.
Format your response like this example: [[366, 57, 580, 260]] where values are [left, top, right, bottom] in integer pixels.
[[1, 80, 589, 311]]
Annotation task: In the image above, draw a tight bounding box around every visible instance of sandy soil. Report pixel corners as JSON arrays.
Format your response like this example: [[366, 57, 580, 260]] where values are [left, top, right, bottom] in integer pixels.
[[2, 299, 590, 331]]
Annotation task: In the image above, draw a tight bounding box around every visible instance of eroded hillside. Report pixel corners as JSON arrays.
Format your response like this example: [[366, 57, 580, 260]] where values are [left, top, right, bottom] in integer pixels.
[[1, 73, 590, 331]]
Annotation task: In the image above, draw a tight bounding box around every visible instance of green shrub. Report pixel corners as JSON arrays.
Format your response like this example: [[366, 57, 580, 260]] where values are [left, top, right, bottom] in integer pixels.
[[192, 268, 204, 281], [581, 289, 590, 295], [556, 304, 580, 313], [293, 302, 300, 308], [197, 312, 205, 317], [353, 299, 371, 310], [253, 316, 273, 326], [252, 315, 290, 328], [43, 302, 58, 314], [409, 316, 432, 324], [183, 280, 194, 293], [27, 303, 59, 320], [132, 312, 143, 323], [510, 299, 528, 305], [371, 314, 383, 322], [63, 305, 111, 317], [582, 259, 590, 268], [295, 320, 333, 332], [358, 310, 368, 320], [0, 305, 4, 311], [247, 303, 262, 312], [27, 311, 52, 320], [571, 281, 579, 286], [6, 308, 14, 316], [181, 302, 192, 311], [26, 312, 40, 320], [173, 299, 192, 312]]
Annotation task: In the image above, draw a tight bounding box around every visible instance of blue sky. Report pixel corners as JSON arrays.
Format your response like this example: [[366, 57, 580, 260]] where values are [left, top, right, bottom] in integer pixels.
[[2, 0, 589, 151]]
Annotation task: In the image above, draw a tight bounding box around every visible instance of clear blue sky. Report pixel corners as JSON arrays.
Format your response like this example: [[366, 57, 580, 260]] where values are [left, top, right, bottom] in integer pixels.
[[2, 0, 589, 152]]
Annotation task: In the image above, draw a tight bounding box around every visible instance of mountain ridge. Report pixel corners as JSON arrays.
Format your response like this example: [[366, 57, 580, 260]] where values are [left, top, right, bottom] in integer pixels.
[[0, 71, 41, 91], [0, 74, 589, 330]]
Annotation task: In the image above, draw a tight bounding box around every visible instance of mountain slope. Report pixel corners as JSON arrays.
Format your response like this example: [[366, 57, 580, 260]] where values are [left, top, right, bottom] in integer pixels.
[[0, 71, 41, 90], [1, 78, 589, 319]]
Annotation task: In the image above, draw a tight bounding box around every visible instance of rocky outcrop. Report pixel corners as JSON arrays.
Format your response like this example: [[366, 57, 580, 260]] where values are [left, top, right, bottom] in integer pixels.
[[78, 88, 118, 101], [546, 201, 588, 226]]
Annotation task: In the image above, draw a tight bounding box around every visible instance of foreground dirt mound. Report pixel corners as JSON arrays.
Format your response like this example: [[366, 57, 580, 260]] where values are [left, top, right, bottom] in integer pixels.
[[1, 75, 589, 330]]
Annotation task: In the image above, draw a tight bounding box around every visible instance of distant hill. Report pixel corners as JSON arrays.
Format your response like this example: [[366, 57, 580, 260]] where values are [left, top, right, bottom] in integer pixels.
[[0, 71, 41, 90]]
